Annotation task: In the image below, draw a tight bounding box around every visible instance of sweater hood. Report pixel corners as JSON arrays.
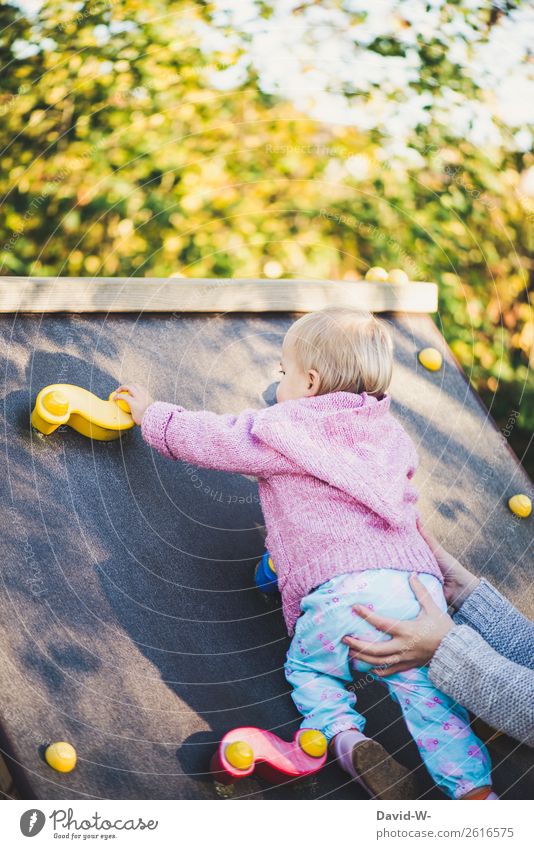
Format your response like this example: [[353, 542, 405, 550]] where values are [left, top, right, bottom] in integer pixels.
[[252, 391, 415, 528]]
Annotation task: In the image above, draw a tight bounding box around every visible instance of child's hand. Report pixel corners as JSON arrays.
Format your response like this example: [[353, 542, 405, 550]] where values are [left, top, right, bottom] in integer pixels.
[[112, 382, 154, 426]]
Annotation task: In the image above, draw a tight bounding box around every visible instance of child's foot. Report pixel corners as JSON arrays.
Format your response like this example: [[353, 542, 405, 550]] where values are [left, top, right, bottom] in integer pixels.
[[331, 729, 420, 800]]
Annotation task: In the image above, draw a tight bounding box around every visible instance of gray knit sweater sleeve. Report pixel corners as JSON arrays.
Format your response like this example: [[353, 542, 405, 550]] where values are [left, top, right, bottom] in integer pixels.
[[452, 578, 534, 668], [429, 625, 534, 747]]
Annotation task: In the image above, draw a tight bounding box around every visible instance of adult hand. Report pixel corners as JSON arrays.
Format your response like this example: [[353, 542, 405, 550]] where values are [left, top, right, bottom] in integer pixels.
[[112, 382, 154, 426], [343, 573, 454, 676], [417, 522, 480, 609]]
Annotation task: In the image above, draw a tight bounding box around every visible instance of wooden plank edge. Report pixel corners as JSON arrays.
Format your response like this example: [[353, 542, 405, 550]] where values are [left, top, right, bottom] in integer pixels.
[[0, 277, 438, 314]]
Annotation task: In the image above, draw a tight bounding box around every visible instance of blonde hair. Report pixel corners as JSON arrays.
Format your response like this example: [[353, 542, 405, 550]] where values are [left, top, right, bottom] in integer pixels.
[[287, 307, 393, 397]]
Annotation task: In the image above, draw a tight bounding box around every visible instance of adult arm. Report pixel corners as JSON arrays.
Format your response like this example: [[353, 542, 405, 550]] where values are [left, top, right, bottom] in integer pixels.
[[344, 577, 534, 747], [429, 624, 534, 747], [417, 524, 534, 668], [453, 578, 534, 669]]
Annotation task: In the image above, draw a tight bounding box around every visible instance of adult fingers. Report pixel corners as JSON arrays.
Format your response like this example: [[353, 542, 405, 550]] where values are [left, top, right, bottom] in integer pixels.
[[350, 604, 403, 635], [409, 574, 440, 613], [417, 523, 446, 557], [344, 636, 404, 660], [372, 660, 418, 677]]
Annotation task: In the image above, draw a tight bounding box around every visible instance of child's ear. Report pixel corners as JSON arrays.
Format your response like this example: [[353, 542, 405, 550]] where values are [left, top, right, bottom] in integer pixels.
[[306, 369, 320, 396]]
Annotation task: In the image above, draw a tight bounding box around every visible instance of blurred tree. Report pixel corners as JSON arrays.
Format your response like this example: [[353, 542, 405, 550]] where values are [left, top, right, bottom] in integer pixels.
[[0, 0, 532, 472]]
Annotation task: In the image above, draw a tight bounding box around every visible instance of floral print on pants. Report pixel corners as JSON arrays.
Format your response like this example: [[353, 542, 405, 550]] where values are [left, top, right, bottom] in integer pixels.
[[285, 569, 492, 799]]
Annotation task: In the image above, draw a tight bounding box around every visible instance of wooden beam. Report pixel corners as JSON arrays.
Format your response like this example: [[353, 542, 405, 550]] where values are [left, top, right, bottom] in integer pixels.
[[0, 277, 438, 314]]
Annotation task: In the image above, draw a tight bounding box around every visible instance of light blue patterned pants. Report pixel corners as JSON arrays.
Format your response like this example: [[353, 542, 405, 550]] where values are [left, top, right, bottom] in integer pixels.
[[285, 569, 492, 799]]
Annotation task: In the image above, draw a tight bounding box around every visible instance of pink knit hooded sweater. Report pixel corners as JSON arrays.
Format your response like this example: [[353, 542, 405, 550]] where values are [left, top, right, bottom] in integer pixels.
[[141, 391, 442, 634]]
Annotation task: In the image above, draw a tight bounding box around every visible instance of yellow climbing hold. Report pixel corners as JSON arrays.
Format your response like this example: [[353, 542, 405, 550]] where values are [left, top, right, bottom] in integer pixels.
[[45, 741, 77, 773], [418, 348, 443, 371], [225, 741, 254, 771], [508, 494, 532, 518], [365, 266, 389, 282], [115, 396, 131, 413], [42, 390, 70, 416], [31, 383, 134, 440], [388, 268, 410, 285], [299, 729, 327, 758]]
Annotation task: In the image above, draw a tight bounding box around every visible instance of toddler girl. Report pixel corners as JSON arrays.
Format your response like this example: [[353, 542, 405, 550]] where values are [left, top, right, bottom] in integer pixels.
[[113, 307, 495, 800]]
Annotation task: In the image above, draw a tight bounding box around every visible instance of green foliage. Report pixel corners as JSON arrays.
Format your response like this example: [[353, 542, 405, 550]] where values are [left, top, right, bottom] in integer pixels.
[[0, 0, 532, 473]]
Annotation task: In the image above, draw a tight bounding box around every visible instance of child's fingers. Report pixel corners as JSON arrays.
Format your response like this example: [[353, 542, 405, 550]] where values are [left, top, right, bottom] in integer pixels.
[[115, 381, 144, 391], [113, 385, 139, 400]]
